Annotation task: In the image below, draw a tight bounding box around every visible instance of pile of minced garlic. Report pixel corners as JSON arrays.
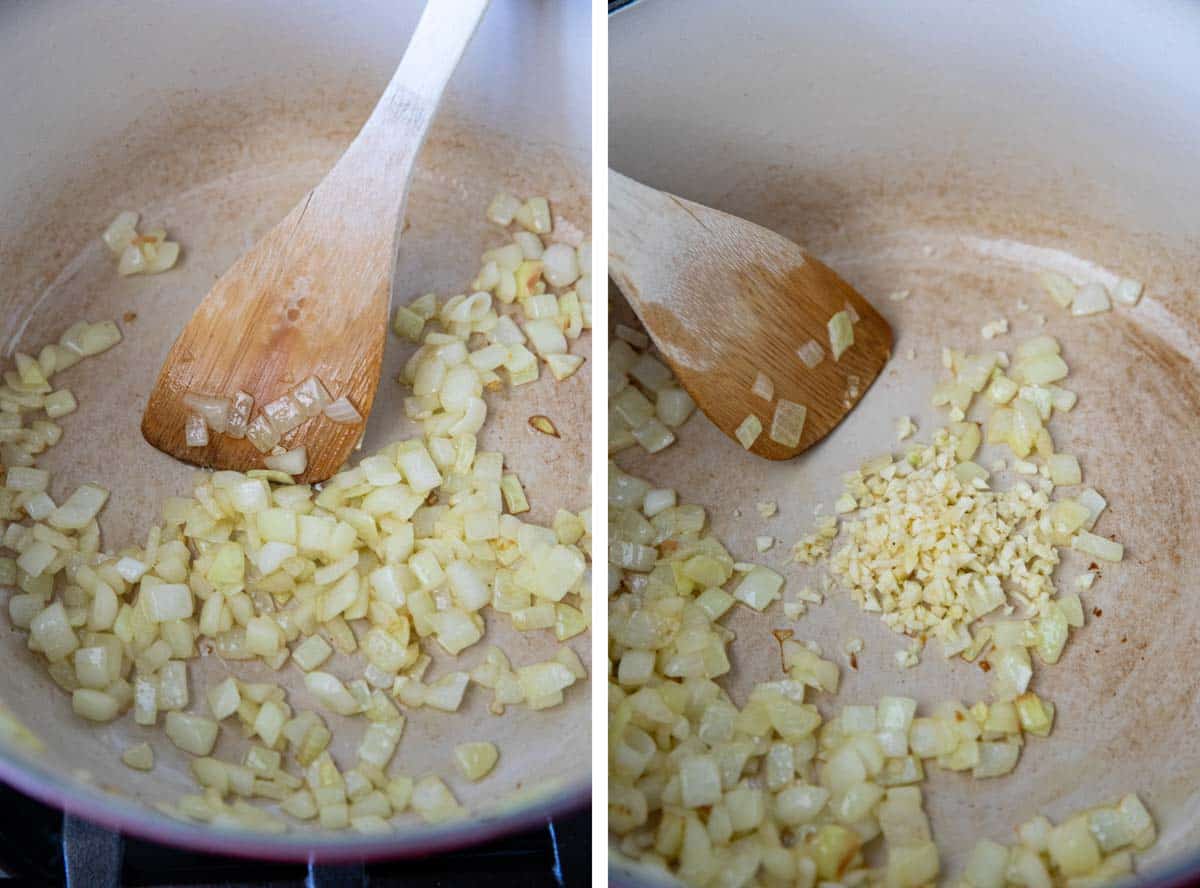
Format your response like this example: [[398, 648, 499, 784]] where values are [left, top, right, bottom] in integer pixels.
[[609, 328, 1155, 887], [810, 336, 1118, 690], [5, 194, 590, 833]]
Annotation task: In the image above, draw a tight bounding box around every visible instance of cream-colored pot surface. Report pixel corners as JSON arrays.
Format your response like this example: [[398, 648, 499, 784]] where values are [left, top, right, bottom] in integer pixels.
[[611, 0, 1199, 884], [0, 0, 590, 860]]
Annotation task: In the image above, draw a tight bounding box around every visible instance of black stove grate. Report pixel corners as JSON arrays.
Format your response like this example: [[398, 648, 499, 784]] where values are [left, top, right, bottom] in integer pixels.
[[0, 780, 589, 886]]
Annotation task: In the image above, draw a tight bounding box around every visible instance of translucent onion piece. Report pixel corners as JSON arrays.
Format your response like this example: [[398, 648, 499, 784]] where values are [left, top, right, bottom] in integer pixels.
[[1112, 277, 1144, 306], [1072, 530, 1123, 562], [143, 240, 180, 275], [1037, 270, 1076, 308], [43, 388, 77, 420], [324, 397, 363, 425], [769, 399, 807, 448], [291, 376, 332, 418], [614, 324, 649, 350], [121, 742, 154, 771], [264, 447, 307, 476], [1077, 487, 1107, 529], [632, 418, 674, 454], [164, 712, 219, 756], [541, 243, 580, 288], [751, 372, 774, 402], [797, 338, 824, 369], [734, 415, 762, 450], [102, 211, 139, 255], [655, 387, 695, 429], [514, 196, 552, 234], [1071, 282, 1112, 316], [185, 413, 209, 448], [545, 353, 584, 381], [225, 390, 254, 439], [485, 191, 521, 226], [512, 231, 544, 260], [827, 310, 854, 360], [73, 322, 122, 358], [1048, 453, 1081, 485], [48, 483, 109, 531], [454, 741, 499, 781], [116, 245, 145, 276], [524, 319, 567, 357], [262, 394, 306, 436], [245, 415, 279, 453], [182, 393, 231, 433]]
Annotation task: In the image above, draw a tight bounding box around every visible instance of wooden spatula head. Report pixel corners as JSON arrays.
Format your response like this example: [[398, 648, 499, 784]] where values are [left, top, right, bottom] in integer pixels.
[[608, 170, 893, 459], [141, 0, 490, 482], [140, 192, 390, 484]]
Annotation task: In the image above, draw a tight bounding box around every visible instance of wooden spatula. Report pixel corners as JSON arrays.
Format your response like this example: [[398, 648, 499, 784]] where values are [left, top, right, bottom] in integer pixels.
[[141, 0, 489, 482], [608, 169, 893, 459]]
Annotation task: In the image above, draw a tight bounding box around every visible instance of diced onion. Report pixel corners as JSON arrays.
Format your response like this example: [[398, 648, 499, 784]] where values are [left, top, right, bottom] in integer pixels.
[[262, 394, 306, 436], [43, 390, 76, 419], [102, 211, 139, 255], [1071, 282, 1111, 316], [1072, 530, 1123, 562], [631, 418, 675, 453], [185, 413, 209, 447], [454, 741, 499, 781], [1112, 278, 1144, 306], [733, 566, 784, 611], [1048, 453, 1081, 485], [545, 353, 585, 381], [1037, 270, 1076, 308], [164, 712, 219, 756], [245, 415, 280, 453], [734, 414, 762, 450], [797, 341, 823, 372], [751, 372, 774, 402], [411, 775, 461, 823], [514, 197, 552, 234], [48, 483, 109, 530], [827, 310, 854, 360], [12, 193, 594, 837], [655, 388, 695, 428], [769, 399, 807, 448], [485, 192, 522, 226], [305, 672, 363, 716], [541, 243, 580, 288], [324, 397, 363, 425], [73, 689, 120, 723], [225, 391, 254, 439], [121, 742, 155, 771], [264, 447, 307, 476], [607, 320, 1149, 886], [182, 393, 231, 433]]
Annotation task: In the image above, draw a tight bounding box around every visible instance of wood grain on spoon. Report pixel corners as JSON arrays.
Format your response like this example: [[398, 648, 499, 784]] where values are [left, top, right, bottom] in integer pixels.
[[141, 0, 489, 483], [608, 169, 893, 459]]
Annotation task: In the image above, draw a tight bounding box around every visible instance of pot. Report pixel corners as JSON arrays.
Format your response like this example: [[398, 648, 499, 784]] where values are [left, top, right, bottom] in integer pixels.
[[0, 0, 590, 862], [610, 0, 1200, 884]]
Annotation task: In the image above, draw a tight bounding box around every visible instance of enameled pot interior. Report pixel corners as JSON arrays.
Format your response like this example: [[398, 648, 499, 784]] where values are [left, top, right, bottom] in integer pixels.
[[610, 0, 1200, 883], [0, 0, 590, 859]]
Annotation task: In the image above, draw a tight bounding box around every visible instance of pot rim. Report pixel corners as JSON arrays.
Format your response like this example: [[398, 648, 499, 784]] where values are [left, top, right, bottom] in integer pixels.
[[0, 747, 588, 862]]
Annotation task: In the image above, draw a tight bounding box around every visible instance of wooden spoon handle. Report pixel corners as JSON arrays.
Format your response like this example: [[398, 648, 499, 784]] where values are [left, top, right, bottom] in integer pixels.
[[322, 0, 490, 234], [609, 168, 673, 288]]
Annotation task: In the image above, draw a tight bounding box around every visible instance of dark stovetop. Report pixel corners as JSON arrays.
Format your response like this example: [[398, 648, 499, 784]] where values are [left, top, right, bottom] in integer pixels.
[[0, 780, 589, 887]]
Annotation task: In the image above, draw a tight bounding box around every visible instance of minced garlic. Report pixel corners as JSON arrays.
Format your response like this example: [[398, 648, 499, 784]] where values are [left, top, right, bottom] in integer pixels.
[[792, 515, 838, 564]]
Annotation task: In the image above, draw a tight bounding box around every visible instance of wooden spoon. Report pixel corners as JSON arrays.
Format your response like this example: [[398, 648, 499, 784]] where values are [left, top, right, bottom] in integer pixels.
[[141, 0, 489, 482], [608, 169, 893, 459]]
